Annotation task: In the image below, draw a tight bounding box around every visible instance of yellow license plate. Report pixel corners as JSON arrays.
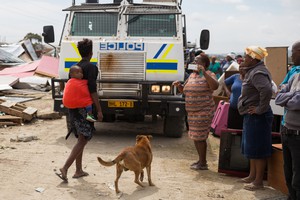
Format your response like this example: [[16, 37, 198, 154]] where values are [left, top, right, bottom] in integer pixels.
[[108, 101, 134, 108]]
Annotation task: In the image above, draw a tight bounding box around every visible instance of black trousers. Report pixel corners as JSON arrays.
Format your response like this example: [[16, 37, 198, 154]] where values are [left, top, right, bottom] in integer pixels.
[[281, 127, 300, 200]]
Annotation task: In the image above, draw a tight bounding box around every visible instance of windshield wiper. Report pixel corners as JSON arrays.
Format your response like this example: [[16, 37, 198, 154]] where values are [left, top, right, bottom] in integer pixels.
[[127, 15, 141, 24]]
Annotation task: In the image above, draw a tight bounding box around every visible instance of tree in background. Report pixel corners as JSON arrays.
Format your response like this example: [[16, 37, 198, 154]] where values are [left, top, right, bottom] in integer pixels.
[[23, 33, 42, 43], [22, 33, 43, 57]]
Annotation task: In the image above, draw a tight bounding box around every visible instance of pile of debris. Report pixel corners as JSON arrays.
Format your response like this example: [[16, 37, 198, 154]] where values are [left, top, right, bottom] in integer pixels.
[[0, 42, 61, 126], [0, 55, 59, 91], [0, 40, 58, 91], [0, 89, 63, 127], [0, 98, 37, 126]]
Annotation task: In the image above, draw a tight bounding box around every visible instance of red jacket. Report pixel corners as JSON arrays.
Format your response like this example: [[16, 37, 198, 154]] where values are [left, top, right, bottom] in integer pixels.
[[63, 78, 93, 109]]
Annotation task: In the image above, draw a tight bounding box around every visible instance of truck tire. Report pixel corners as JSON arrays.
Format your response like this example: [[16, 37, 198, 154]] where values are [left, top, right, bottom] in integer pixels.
[[135, 114, 145, 122], [126, 114, 145, 122], [103, 114, 116, 122], [163, 116, 185, 138]]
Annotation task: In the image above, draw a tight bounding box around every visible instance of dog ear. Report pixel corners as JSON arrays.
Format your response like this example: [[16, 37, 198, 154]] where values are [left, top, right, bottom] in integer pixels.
[[136, 135, 142, 142], [147, 135, 153, 140]]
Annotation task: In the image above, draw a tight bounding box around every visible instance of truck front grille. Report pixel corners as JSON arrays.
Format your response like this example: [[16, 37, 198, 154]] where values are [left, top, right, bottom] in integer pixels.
[[98, 52, 145, 97]]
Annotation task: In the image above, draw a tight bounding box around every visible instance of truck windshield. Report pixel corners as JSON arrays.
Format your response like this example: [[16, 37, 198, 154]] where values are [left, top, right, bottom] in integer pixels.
[[71, 12, 118, 36], [127, 14, 177, 37]]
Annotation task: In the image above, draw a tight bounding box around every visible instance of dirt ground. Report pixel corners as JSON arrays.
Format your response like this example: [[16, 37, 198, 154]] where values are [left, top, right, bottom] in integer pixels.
[[0, 92, 288, 200]]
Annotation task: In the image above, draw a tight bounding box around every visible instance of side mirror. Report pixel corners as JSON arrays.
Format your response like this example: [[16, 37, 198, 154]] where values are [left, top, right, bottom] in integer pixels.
[[200, 29, 210, 50], [42, 26, 55, 43]]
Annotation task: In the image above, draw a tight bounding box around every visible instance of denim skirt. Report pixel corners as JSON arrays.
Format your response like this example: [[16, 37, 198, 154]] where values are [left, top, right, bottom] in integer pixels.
[[241, 108, 273, 159]]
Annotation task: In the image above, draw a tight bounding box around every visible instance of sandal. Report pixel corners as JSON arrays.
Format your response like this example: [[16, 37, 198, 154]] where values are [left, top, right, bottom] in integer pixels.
[[237, 178, 253, 183], [190, 163, 208, 170], [72, 172, 89, 179], [55, 173, 68, 183], [55, 168, 68, 183], [190, 161, 199, 167], [243, 183, 264, 191]]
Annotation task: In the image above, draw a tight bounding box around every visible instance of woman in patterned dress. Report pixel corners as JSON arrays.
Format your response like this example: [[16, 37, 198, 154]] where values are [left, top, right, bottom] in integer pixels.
[[173, 54, 219, 170]]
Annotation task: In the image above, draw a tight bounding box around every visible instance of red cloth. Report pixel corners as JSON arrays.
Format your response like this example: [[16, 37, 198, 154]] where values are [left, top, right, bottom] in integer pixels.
[[63, 78, 93, 109]]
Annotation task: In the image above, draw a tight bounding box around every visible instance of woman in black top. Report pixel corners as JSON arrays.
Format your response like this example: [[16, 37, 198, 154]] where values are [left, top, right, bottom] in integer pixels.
[[56, 39, 103, 182]]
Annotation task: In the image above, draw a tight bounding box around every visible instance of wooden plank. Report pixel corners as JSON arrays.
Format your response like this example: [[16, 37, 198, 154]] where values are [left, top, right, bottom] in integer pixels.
[[23, 107, 37, 115], [0, 115, 22, 125], [0, 115, 21, 120], [0, 99, 36, 121], [1, 101, 16, 108], [21, 113, 33, 121], [15, 104, 27, 110], [268, 147, 288, 194], [0, 122, 18, 126], [0, 106, 22, 117], [272, 143, 282, 150]]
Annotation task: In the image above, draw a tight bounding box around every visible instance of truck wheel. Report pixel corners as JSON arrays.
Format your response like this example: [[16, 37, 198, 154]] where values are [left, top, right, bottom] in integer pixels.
[[103, 114, 116, 122], [135, 114, 145, 122], [126, 114, 145, 122], [163, 116, 185, 138]]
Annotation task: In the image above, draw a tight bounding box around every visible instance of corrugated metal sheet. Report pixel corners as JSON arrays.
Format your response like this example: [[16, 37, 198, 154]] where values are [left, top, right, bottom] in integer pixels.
[[0, 49, 24, 64], [0, 44, 24, 57]]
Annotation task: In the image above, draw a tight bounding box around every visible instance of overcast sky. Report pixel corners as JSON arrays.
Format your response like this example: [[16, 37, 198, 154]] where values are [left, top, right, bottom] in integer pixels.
[[1, 0, 299, 54]]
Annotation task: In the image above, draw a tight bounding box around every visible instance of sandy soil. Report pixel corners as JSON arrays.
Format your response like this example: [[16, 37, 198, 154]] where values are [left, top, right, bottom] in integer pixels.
[[0, 92, 287, 200]]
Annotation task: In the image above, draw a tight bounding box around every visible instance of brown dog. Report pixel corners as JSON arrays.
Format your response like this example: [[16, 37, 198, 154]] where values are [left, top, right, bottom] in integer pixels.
[[97, 135, 154, 193]]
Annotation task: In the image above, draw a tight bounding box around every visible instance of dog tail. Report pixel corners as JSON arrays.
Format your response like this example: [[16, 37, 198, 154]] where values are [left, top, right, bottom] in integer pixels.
[[97, 153, 125, 167]]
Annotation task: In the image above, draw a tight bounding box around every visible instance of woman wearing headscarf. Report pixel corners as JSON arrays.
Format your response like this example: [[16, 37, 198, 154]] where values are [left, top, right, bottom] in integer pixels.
[[237, 46, 273, 190]]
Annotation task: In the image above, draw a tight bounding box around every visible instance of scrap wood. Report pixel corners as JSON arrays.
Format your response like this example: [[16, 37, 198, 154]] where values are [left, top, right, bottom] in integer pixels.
[[35, 55, 59, 78], [0, 76, 19, 86], [0, 89, 47, 99], [0, 115, 22, 126], [0, 99, 37, 121], [10, 134, 39, 142], [0, 121, 18, 126], [0, 96, 41, 103], [0, 60, 40, 76]]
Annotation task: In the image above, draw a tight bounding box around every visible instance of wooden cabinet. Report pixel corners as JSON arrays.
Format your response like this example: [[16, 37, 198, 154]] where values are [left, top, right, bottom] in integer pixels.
[[268, 144, 288, 195]]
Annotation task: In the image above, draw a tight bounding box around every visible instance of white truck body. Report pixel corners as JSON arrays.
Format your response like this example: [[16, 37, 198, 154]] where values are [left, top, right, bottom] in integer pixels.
[[46, 0, 208, 137]]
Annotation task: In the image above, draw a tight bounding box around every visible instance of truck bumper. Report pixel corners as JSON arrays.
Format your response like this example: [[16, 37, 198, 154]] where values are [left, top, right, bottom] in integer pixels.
[[54, 99, 186, 116]]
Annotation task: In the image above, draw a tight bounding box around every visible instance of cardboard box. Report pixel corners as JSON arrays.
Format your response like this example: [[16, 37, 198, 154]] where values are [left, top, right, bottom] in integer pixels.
[[213, 96, 229, 109], [268, 144, 288, 195]]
